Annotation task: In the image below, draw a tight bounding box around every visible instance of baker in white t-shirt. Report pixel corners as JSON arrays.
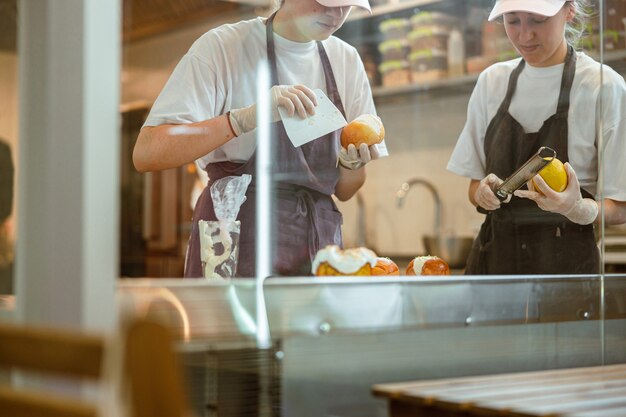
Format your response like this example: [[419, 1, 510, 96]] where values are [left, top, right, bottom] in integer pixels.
[[447, 0, 626, 274], [133, 0, 388, 277]]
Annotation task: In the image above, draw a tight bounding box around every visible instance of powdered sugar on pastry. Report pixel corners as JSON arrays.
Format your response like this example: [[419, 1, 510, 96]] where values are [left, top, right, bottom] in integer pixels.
[[312, 245, 378, 275], [408, 256, 438, 275]]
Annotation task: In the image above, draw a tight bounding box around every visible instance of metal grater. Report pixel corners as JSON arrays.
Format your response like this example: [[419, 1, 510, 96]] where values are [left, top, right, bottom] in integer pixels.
[[495, 146, 557, 201]]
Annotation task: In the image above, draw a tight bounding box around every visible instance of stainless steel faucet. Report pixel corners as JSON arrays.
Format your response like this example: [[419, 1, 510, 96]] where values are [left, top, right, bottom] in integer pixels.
[[396, 178, 442, 239]]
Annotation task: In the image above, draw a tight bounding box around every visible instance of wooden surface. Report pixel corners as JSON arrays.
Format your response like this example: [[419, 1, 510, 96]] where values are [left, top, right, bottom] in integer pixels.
[[0, 318, 191, 417], [373, 363, 626, 417], [0, 321, 105, 417]]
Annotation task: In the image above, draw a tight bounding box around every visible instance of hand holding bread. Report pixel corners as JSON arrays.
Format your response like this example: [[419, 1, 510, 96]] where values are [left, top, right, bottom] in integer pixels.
[[338, 114, 385, 170]]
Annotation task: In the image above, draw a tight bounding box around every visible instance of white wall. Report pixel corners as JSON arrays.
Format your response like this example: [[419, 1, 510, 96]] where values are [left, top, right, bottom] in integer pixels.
[[337, 91, 484, 255]]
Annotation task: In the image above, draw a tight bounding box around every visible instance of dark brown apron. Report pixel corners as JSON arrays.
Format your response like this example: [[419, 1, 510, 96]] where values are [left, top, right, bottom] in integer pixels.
[[184, 13, 346, 277], [465, 45, 599, 275]]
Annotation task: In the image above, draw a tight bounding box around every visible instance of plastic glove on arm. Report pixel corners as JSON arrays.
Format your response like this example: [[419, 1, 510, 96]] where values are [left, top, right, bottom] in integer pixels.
[[514, 162, 598, 225], [338, 143, 381, 170], [228, 85, 317, 136]]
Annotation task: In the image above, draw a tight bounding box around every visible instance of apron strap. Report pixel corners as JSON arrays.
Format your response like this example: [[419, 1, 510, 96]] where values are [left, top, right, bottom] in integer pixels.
[[498, 59, 525, 113], [556, 45, 577, 114]]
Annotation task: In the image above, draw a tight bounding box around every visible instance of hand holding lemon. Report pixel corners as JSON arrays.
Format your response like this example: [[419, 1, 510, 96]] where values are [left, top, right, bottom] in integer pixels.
[[514, 161, 598, 225], [531, 158, 568, 193]]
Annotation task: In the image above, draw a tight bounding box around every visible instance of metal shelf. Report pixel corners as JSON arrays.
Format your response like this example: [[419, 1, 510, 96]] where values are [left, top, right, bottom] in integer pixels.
[[372, 73, 478, 98], [347, 0, 445, 21], [371, 49, 626, 98]]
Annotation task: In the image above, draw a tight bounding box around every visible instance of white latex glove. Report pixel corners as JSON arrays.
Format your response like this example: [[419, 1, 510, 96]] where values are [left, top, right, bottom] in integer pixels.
[[229, 85, 317, 136], [514, 162, 598, 225], [338, 143, 381, 170], [474, 173, 507, 211]]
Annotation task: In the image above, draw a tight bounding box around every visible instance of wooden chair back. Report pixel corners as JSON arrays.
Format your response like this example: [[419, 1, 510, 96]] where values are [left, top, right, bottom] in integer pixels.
[[0, 318, 191, 417], [0, 321, 105, 417]]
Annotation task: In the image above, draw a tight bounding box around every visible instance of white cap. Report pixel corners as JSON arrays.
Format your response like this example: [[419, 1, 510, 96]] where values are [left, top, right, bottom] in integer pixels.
[[488, 0, 569, 21], [315, 0, 372, 14]]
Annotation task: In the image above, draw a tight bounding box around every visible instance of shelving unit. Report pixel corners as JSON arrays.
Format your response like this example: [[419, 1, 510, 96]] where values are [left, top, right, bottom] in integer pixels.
[[372, 72, 478, 97], [347, 0, 446, 22]]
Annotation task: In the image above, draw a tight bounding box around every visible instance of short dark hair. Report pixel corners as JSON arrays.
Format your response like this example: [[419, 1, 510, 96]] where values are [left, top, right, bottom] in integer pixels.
[[0, 139, 14, 222]]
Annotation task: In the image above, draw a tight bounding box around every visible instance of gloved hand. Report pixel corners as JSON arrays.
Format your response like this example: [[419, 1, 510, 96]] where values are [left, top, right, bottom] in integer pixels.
[[474, 173, 508, 211], [338, 143, 381, 170], [514, 162, 598, 225], [229, 85, 317, 136]]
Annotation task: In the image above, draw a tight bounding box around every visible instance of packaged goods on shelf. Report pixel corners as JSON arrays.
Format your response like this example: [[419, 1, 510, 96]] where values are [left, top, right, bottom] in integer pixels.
[[447, 29, 465, 77], [358, 46, 380, 86], [379, 60, 411, 87], [410, 11, 459, 30], [379, 18, 411, 40], [408, 49, 447, 83], [378, 39, 410, 61], [408, 26, 451, 52]]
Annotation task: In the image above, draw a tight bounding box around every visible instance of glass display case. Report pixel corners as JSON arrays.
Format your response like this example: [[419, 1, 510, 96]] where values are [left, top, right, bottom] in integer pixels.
[[3, 0, 626, 416]]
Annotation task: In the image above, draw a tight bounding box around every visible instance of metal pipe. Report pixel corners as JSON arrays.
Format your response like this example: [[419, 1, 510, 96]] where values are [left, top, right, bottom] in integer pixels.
[[396, 178, 442, 239]]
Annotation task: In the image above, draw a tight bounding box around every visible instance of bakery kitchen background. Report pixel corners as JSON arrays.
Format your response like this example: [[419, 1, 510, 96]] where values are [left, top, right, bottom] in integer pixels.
[[1, 0, 626, 278]]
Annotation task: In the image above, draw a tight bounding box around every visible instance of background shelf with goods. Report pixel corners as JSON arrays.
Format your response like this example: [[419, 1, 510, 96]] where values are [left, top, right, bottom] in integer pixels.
[[337, 0, 626, 98]]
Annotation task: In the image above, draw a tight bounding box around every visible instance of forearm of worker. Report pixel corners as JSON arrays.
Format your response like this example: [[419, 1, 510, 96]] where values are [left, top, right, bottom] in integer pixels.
[[468, 179, 480, 207], [600, 199, 626, 225], [334, 166, 366, 201], [133, 115, 235, 172]]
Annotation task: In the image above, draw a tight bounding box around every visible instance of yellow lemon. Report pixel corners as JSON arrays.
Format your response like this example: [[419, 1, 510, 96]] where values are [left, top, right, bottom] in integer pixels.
[[532, 157, 568, 194]]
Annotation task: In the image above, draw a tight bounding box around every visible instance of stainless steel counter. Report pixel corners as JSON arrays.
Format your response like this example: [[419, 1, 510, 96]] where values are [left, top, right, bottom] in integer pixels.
[[118, 275, 626, 344], [117, 275, 626, 417]]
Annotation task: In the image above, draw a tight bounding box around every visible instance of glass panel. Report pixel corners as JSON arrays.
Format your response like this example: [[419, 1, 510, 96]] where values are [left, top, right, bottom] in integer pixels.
[[119, 0, 626, 415], [0, 0, 17, 296]]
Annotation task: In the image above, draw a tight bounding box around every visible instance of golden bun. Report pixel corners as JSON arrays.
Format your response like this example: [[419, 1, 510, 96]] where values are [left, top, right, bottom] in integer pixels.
[[312, 245, 378, 276], [340, 114, 385, 148], [406, 256, 450, 276], [372, 257, 400, 276]]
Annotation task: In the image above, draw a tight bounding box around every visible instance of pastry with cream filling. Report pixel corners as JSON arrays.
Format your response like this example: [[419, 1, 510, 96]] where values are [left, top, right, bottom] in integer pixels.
[[405, 256, 450, 275], [340, 114, 385, 148], [372, 257, 400, 276], [312, 245, 378, 276]]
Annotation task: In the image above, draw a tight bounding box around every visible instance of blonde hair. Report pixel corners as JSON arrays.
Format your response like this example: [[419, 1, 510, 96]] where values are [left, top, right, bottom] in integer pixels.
[[565, 0, 592, 48]]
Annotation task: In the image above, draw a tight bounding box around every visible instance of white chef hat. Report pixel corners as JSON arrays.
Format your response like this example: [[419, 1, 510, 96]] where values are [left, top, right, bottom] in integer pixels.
[[315, 0, 372, 14], [488, 0, 571, 21]]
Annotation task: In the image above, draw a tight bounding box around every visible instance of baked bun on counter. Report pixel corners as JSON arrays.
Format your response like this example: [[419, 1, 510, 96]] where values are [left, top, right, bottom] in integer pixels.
[[312, 245, 378, 276], [372, 257, 400, 276], [340, 114, 385, 148], [406, 256, 450, 276]]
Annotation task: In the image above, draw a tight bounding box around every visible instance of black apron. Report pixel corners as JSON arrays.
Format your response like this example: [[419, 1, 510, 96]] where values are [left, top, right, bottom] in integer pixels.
[[184, 13, 346, 277], [465, 46, 599, 275]]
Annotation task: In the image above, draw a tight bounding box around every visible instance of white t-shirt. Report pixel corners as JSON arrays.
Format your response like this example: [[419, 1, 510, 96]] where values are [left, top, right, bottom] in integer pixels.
[[447, 52, 626, 201], [144, 17, 388, 169]]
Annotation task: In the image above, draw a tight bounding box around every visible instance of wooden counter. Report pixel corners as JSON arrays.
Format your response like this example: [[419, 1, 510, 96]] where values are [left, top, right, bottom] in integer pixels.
[[373, 363, 626, 417]]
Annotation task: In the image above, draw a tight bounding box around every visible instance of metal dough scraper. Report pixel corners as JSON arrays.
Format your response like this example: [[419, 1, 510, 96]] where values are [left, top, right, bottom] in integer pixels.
[[278, 89, 347, 148]]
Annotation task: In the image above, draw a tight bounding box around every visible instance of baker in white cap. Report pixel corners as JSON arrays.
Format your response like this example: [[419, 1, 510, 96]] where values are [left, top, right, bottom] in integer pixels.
[[134, 0, 388, 278], [447, 0, 626, 274]]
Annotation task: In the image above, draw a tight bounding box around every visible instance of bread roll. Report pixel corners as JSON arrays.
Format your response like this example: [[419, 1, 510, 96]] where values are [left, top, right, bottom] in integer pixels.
[[312, 245, 378, 276], [372, 257, 400, 276], [406, 256, 450, 276], [340, 114, 385, 148]]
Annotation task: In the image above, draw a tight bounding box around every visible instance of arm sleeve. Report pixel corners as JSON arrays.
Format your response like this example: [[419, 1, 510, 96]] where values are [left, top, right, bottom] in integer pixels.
[[143, 52, 222, 127], [446, 72, 490, 179], [599, 76, 626, 201]]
